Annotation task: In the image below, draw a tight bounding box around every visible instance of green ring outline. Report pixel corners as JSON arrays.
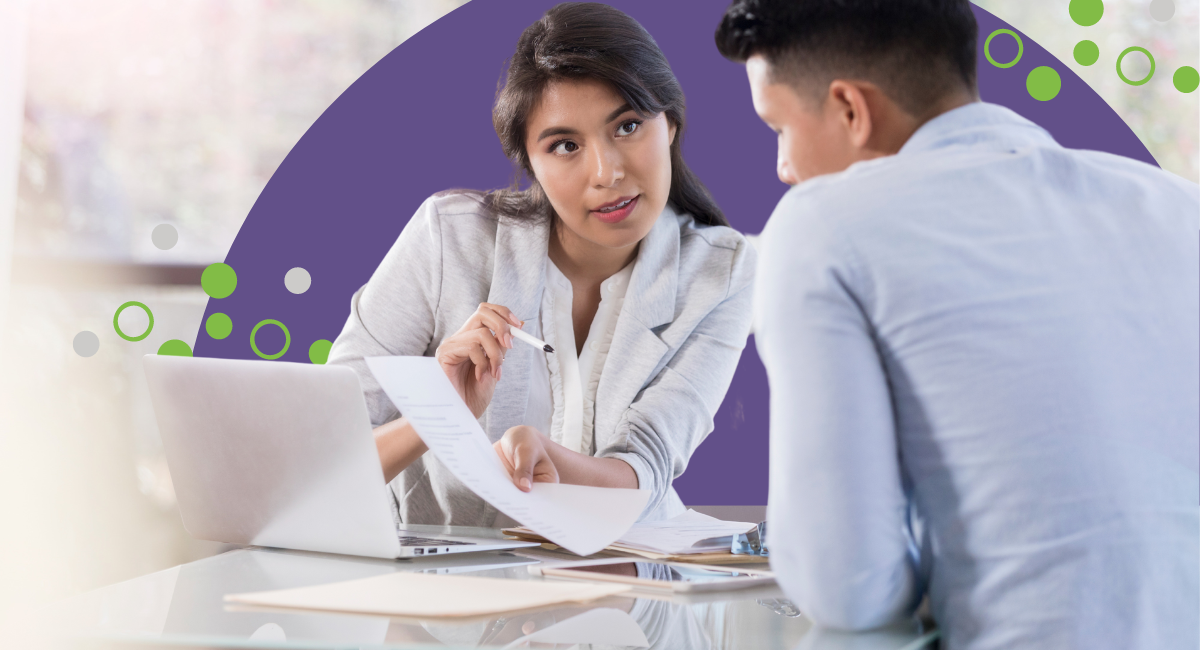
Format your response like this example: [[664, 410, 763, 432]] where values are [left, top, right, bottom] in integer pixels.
[[1116, 46, 1155, 86], [984, 29, 1024, 69], [113, 301, 154, 342], [250, 319, 291, 360]]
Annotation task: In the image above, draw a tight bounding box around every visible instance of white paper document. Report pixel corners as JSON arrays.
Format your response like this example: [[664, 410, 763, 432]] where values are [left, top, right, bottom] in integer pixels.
[[612, 509, 757, 555], [366, 356, 649, 556]]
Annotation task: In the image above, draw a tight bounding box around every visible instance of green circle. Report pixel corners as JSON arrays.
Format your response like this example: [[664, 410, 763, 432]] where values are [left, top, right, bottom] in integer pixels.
[[250, 319, 291, 360], [308, 339, 333, 364], [157, 339, 193, 357], [1026, 66, 1062, 101], [984, 29, 1024, 69], [205, 312, 233, 339], [1173, 66, 1199, 93], [1073, 40, 1099, 67], [201, 263, 238, 299], [1116, 46, 1155, 86], [1069, 0, 1104, 26], [113, 301, 154, 341]]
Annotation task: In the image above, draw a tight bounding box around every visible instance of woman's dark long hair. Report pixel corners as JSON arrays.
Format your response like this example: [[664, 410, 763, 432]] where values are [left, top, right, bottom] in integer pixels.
[[482, 2, 728, 227]]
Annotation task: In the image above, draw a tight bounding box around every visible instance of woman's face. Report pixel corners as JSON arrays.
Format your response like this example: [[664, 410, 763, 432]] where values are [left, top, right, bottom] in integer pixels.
[[524, 79, 677, 251]]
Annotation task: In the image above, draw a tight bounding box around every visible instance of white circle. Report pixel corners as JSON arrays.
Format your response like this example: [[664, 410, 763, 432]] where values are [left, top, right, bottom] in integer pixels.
[[151, 224, 178, 250], [73, 330, 100, 357], [1149, 0, 1175, 21], [284, 267, 311, 294]]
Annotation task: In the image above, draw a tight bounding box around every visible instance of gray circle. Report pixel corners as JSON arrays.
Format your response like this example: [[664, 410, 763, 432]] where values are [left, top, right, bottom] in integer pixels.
[[284, 267, 312, 294], [151, 224, 178, 250], [73, 330, 100, 357], [1149, 0, 1175, 21]]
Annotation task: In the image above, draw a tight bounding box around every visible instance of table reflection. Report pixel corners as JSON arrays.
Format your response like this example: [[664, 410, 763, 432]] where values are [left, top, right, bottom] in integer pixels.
[[52, 547, 930, 650]]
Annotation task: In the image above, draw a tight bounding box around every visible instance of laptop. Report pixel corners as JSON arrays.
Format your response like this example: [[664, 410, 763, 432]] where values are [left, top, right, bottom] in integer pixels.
[[143, 354, 539, 559]]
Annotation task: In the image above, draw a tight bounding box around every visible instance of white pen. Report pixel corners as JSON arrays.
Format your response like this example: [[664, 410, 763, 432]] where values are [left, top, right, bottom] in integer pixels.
[[509, 325, 555, 354]]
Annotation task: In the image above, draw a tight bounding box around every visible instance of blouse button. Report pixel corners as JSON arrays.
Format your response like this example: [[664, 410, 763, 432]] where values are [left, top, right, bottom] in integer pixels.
[[589, 340, 600, 352]]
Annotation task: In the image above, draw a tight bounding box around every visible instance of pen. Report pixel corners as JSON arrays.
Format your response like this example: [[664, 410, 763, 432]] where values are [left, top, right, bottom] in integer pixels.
[[509, 326, 555, 354]]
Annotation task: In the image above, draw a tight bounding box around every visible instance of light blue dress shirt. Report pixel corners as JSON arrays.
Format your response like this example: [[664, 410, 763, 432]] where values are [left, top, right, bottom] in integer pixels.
[[755, 103, 1199, 649]]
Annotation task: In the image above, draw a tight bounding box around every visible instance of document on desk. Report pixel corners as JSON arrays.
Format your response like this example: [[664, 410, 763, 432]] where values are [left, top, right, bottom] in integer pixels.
[[507, 509, 758, 556], [366, 356, 649, 557], [612, 509, 757, 555]]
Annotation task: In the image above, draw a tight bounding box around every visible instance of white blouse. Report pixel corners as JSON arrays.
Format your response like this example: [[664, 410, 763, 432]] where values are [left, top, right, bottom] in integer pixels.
[[525, 258, 635, 455]]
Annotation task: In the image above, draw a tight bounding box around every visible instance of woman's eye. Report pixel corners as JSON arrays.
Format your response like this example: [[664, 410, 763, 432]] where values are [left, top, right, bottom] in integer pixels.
[[618, 120, 641, 136], [551, 140, 577, 155]]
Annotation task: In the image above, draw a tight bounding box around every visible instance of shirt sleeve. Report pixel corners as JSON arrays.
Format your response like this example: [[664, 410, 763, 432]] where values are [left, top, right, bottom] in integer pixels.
[[327, 197, 443, 426], [754, 191, 920, 630], [604, 237, 756, 517]]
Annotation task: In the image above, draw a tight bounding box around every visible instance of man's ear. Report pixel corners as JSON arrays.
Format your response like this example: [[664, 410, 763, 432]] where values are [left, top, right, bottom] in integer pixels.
[[827, 80, 873, 150]]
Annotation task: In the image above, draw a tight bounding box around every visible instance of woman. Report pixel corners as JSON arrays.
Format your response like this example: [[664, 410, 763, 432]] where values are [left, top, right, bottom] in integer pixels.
[[328, 2, 754, 525]]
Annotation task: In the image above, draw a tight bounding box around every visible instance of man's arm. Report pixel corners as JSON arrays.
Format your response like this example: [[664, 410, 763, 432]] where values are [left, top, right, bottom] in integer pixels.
[[755, 199, 919, 631]]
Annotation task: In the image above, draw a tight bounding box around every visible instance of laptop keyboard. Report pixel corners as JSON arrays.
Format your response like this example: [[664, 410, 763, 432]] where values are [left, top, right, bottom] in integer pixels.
[[397, 535, 475, 547]]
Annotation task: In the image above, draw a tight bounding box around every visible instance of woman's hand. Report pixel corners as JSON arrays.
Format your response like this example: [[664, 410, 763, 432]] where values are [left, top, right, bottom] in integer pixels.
[[494, 425, 560, 492], [436, 303, 522, 418]]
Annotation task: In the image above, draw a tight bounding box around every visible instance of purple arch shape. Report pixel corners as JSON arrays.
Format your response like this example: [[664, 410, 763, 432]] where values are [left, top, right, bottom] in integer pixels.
[[196, 1, 1156, 506]]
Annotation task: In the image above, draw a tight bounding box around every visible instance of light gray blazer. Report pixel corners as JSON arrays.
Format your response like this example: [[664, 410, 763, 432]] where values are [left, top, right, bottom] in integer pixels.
[[328, 192, 755, 525]]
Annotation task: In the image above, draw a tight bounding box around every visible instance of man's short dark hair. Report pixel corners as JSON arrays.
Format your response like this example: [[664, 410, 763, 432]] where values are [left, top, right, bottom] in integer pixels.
[[714, 0, 978, 116]]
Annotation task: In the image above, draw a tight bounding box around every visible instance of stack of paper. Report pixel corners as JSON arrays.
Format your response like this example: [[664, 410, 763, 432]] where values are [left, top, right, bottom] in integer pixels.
[[609, 510, 757, 555], [505, 510, 762, 563], [226, 572, 630, 619]]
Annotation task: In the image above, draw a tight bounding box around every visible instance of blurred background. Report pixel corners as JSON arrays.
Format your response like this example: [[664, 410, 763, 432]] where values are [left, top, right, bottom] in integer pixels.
[[0, 0, 470, 626], [975, 0, 1198, 181], [0, 0, 1195, 628]]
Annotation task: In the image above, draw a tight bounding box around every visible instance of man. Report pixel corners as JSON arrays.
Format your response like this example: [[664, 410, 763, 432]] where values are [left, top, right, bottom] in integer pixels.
[[714, 1, 1199, 648]]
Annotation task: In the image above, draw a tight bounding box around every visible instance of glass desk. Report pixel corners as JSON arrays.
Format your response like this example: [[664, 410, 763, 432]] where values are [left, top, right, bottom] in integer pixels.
[[35, 526, 937, 650]]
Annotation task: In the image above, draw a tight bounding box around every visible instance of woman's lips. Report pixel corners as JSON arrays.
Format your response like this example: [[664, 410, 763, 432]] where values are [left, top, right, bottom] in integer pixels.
[[591, 195, 639, 224]]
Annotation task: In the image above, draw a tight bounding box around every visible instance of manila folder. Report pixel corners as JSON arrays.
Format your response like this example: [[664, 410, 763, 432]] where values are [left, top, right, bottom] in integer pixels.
[[226, 572, 629, 618]]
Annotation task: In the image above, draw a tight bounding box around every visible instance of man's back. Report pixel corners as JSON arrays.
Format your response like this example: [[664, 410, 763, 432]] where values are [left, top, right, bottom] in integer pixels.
[[756, 103, 1198, 649]]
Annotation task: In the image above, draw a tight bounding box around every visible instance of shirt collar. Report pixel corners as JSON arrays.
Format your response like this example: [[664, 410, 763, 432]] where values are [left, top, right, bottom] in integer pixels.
[[545, 251, 634, 300], [528, 201, 680, 330], [899, 102, 1059, 157]]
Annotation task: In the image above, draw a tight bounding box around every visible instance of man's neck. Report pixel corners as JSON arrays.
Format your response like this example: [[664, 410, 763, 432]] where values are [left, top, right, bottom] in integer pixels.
[[907, 92, 980, 145], [865, 90, 978, 160]]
